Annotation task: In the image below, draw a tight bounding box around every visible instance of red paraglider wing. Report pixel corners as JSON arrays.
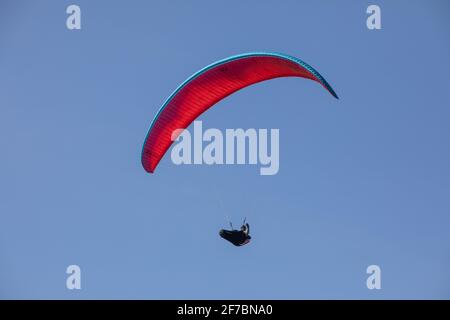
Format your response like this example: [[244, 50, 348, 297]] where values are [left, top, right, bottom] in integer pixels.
[[141, 52, 338, 173]]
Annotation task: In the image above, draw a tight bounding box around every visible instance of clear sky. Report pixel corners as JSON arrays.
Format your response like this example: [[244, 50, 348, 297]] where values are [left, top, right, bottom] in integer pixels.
[[1, 0, 449, 299]]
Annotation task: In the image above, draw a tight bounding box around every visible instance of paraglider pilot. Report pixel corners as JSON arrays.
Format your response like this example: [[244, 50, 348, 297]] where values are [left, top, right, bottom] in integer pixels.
[[219, 220, 251, 246]]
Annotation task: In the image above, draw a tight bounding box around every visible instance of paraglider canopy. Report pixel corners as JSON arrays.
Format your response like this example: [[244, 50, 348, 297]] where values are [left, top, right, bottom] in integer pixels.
[[142, 52, 338, 173]]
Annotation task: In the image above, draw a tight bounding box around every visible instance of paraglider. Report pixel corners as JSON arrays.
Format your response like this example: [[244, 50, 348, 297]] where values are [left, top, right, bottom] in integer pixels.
[[141, 52, 338, 247], [141, 52, 338, 173], [219, 220, 251, 247]]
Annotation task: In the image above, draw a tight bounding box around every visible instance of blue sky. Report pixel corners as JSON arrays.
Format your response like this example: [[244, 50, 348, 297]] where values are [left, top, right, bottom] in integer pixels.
[[1, 0, 449, 299]]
